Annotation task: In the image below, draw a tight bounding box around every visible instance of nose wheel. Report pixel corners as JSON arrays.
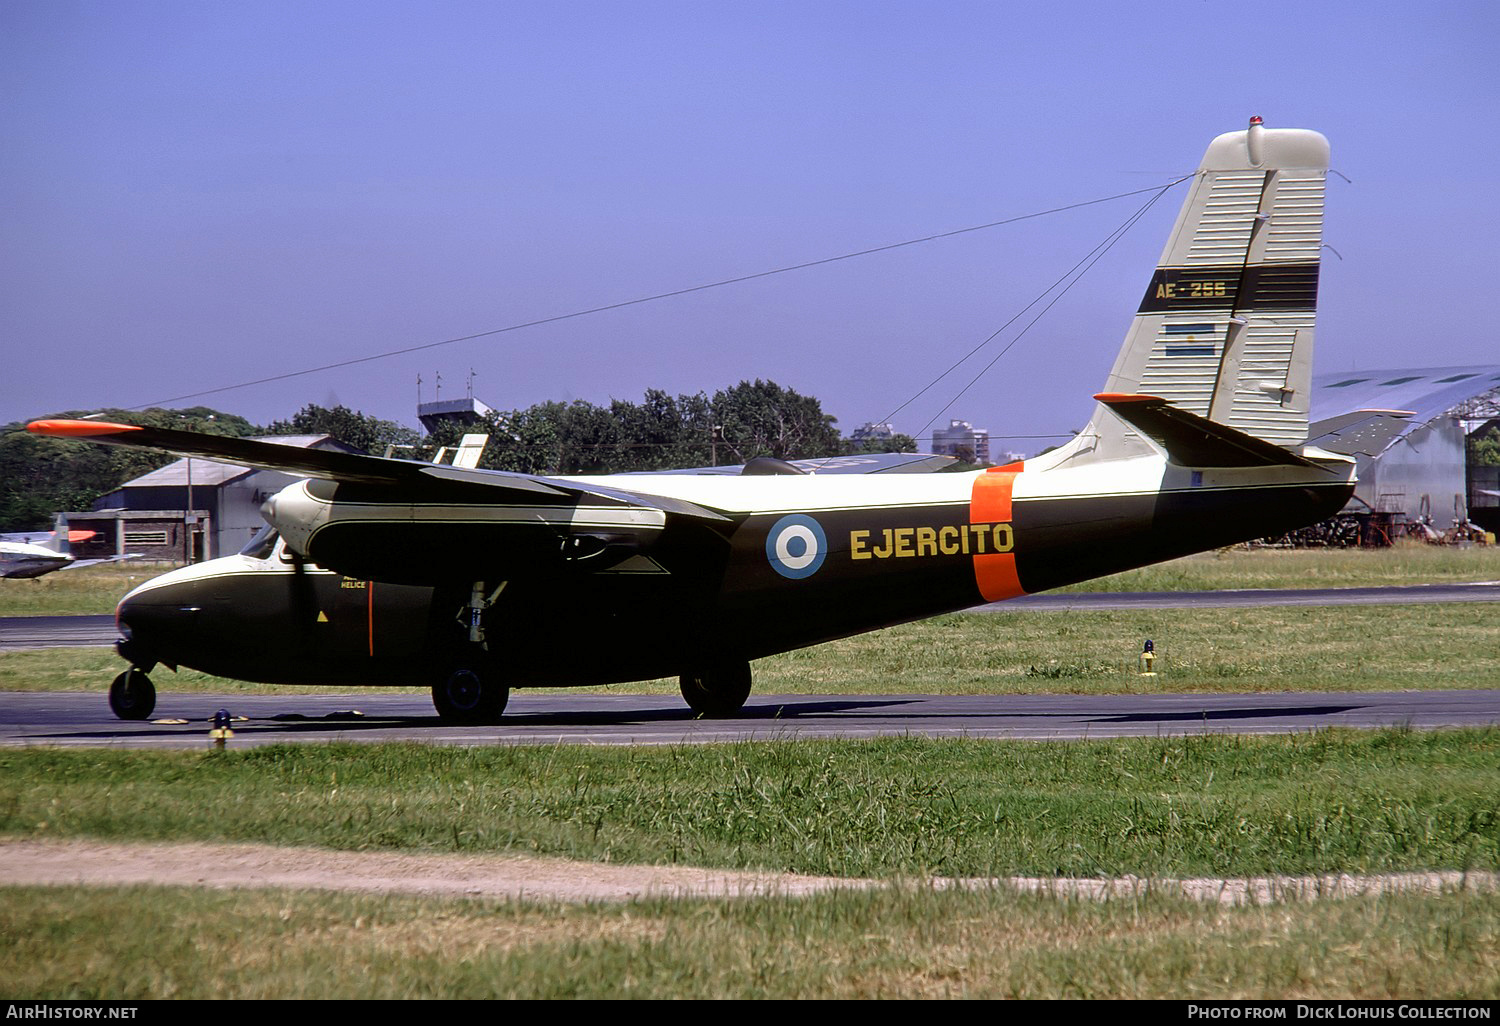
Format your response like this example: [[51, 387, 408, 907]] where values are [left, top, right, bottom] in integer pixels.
[[109, 668, 156, 721]]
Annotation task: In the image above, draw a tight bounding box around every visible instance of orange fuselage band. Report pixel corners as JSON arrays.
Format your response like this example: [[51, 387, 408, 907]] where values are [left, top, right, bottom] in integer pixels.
[[970, 463, 1025, 602]]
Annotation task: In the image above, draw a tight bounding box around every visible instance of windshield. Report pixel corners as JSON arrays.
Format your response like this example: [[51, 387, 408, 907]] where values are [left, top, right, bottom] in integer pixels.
[[239, 525, 280, 560]]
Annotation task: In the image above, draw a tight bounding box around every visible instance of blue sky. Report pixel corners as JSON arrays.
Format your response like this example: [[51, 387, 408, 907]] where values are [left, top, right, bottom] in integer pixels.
[[4, 0, 1497, 451]]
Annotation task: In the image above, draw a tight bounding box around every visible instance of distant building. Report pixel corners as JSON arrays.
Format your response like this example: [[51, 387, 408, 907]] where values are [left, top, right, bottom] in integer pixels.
[[418, 396, 494, 435], [930, 420, 990, 465], [850, 422, 895, 444]]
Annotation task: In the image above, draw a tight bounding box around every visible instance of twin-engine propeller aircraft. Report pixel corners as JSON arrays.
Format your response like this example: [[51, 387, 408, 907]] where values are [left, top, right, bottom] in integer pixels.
[[29, 119, 1356, 723]]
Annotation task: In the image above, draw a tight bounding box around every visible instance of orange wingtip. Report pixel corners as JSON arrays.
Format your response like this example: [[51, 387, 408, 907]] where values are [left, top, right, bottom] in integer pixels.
[[26, 419, 144, 437], [1092, 392, 1165, 403]]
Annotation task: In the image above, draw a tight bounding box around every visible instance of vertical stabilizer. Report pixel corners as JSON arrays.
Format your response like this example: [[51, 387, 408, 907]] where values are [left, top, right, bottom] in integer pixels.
[[1080, 118, 1329, 462], [50, 514, 71, 556], [451, 434, 490, 470]]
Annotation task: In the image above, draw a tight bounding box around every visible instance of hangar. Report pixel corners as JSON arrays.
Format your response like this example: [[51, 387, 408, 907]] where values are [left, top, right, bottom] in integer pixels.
[[1304, 365, 1500, 543]]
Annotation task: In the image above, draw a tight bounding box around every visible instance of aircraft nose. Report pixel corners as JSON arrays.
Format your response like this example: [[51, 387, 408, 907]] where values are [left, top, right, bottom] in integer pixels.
[[114, 569, 205, 669], [116, 588, 182, 632]]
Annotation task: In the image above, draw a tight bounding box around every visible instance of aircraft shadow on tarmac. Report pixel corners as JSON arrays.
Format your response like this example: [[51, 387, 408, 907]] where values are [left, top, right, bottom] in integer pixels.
[[1091, 704, 1364, 723], [28, 696, 1373, 743], [29, 696, 924, 742]]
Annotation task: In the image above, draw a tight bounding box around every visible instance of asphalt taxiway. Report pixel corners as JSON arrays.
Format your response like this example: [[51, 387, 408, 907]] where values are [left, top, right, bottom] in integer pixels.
[[0, 614, 117, 649], [3, 689, 1498, 749]]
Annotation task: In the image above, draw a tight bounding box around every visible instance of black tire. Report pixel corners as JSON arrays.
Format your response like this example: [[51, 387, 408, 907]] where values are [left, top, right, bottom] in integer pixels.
[[109, 668, 156, 721], [679, 660, 752, 717], [431, 665, 509, 724]]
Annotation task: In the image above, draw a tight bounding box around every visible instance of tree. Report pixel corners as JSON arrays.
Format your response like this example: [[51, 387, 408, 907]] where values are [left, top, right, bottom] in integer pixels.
[[469, 381, 836, 474], [1469, 423, 1500, 468], [476, 402, 568, 475], [0, 406, 257, 532], [608, 389, 715, 471], [265, 404, 421, 456], [709, 380, 841, 464], [843, 432, 917, 455], [553, 400, 625, 475]]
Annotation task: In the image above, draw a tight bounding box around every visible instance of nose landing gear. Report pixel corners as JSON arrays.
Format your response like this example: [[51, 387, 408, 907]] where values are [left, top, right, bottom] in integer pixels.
[[109, 668, 157, 721]]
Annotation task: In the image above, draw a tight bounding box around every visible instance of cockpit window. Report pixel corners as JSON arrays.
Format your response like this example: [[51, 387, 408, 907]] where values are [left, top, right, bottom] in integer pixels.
[[239, 526, 280, 560]]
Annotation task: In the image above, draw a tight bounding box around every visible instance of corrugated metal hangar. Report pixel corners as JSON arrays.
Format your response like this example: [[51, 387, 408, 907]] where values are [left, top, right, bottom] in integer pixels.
[[1304, 365, 1500, 543]]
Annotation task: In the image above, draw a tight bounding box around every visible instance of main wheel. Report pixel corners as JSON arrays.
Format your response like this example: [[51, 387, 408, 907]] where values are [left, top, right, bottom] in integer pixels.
[[109, 668, 156, 721], [431, 665, 509, 724], [679, 660, 752, 717]]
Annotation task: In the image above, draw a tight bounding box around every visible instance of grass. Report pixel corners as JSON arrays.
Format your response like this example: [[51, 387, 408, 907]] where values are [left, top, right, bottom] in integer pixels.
[[1056, 542, 1500, 592], [751, 603, 1500, 695], [7, 602, 1499, 696], [0, 563, 162, 617], [4, 731, 1497, 879], [3, 884, 1496, 999], [0, 647, 236, 694]]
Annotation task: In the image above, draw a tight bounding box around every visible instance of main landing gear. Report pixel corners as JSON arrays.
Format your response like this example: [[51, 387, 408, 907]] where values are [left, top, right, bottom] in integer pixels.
[[431, 663, 509, 724], [431, 579, 511, 724], [109, 668, 156, 721], [679, 659, 753, 717]]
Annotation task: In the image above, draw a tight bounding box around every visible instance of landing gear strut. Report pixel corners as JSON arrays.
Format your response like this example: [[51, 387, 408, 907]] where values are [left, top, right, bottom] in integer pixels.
[[429, 579, 512, 723], [109, 668, 156, 721], [679, 659, 752, 717]]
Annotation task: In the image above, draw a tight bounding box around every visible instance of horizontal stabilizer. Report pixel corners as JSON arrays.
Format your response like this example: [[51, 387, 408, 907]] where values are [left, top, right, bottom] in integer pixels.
[[1092, 394, 1320, 468], [1305, 409, 1415, 458]]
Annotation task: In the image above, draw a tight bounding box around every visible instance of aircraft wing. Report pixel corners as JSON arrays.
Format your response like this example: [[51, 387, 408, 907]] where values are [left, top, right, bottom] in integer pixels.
[[64, 554, 144, 570], [1092, 394, 1323, 469], [635, 452, 957, 476], [26, 419, 731, 523]]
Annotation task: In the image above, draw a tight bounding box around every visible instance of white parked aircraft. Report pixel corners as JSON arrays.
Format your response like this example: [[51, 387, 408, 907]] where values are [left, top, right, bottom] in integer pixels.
[[0, 521, 137, 580]]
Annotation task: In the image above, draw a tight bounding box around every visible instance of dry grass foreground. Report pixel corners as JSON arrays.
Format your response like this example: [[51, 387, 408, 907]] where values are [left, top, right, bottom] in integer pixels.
[[4, 837, 1496, 906]]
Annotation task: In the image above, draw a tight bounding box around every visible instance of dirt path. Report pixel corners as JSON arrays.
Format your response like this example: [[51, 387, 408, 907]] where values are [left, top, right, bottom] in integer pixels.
[[2, 838, 1495, 905]]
